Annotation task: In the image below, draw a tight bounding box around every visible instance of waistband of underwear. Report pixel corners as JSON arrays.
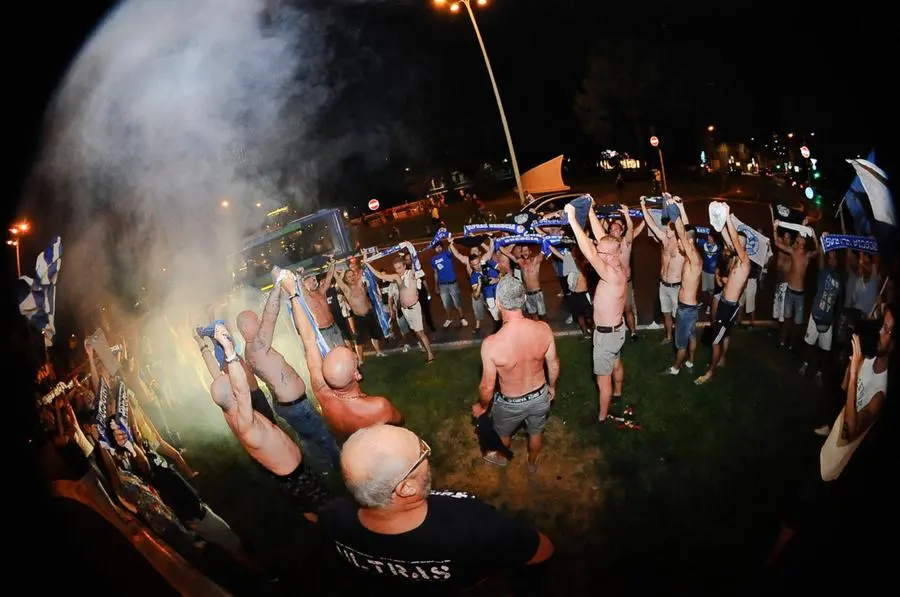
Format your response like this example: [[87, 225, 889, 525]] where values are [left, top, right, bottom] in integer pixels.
[[596, 319, 625, 333], [277, 393, 308, 408], [439, 281, 456, 286], [660, 279, 681, 288], [787, 287, 804, 295], [526, 289, 542, 296], [677, 301, 699, 311], [719, 297, 739, 307], [495, 384, 548, 403], [318, 322, 337, 331], [401, 301, 420, 309]]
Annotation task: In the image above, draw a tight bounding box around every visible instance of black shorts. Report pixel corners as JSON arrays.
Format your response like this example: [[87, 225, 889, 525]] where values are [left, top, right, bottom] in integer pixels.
[[148, 456, 204, 522], [353, 311, 382, 344], [272, 458, 333, 514], [568, 291, 592, 319], [250, 388, 276, 425], [711, 298, 740, 344]]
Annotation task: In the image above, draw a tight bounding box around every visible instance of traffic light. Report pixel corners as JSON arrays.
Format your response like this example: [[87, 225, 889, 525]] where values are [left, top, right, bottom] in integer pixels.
[[813, 171, 821, 180]]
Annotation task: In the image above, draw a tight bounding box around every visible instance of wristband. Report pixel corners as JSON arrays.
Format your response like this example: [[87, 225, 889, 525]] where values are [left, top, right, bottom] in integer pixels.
[[224, 353, 240, 364]]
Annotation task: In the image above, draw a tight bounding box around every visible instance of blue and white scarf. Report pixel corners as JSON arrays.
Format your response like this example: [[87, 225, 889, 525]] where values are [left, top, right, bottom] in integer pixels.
[[287, 279, 331, 357], [463, 223, 526, 237], [821, 234, 878, 254]]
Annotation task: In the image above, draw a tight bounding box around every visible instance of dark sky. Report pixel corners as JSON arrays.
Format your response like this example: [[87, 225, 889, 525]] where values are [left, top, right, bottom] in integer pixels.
[[6, 0, 895, 226]]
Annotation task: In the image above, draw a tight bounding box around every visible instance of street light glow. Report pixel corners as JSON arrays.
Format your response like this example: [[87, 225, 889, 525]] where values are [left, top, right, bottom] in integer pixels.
[[6, 240, 15, 246], [787, 132, 794, 138], [433, 0, 446, 4], [477, 0, 488, 5], [221, 200, 229, 208], [450, 2, 460, 11], [707, 125, 715, 132]]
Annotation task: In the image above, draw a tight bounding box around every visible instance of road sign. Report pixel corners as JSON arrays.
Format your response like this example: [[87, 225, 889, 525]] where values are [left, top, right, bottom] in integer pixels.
[[800, 146, 810, 159], [649, 136, 659, 147], [368, 198, 380, 211], [804, 187, 815, 200]]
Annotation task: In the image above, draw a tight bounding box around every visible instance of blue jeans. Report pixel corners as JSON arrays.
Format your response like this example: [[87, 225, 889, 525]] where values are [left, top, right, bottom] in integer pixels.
[[438, 282, 463, 313], [274, 397, 341, 471]]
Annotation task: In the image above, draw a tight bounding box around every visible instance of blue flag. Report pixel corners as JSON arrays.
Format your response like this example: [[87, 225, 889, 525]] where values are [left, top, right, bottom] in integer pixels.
[[842, 149, 875, 236]]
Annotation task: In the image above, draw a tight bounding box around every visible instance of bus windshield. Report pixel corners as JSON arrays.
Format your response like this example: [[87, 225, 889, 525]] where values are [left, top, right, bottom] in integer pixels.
[[230, 208, 354, 289]]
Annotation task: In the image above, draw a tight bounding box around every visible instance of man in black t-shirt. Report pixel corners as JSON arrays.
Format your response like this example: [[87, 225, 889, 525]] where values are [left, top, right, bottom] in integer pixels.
[[319, 424, 554, 594]]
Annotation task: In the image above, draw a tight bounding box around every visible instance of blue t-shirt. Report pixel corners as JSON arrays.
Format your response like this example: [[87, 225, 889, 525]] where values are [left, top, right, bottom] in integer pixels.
[[811, 268, 841, 325], [701, 241, 719, 274], [431, 252, 457, 284], [474, 260, 499, 299]]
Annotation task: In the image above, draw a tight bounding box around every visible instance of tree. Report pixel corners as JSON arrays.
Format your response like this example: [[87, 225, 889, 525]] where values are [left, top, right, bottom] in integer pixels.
[[574, 36, 662, 154]]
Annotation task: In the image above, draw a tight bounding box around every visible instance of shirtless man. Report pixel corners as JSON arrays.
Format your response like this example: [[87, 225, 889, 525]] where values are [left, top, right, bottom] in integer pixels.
[[296, 259, 342, 350], [209, 324, 332, 522], [566, 200, 627, 422], [774, 223, 818, 349], [772, 229, 793, 325], [476, 276, 559, 471], [664, 198, 702, 375], [499, 244, 546, 320], [364, 255, 435, 363], [696, 203, 751, 384], [641, 196, 684, 344], [237, 267, 341, 470], [603, 205, 646, 340], [548, 244, 593, 337], [278, 270, 404, 439], [335, 267, 385, 363]]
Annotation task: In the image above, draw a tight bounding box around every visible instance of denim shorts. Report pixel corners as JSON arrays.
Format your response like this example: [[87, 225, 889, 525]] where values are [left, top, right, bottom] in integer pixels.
[[675, 302, 699, 350]]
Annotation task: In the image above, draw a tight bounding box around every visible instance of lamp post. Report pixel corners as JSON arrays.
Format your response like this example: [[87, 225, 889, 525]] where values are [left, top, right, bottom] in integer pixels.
[[434, 0, 525, 205], [8, 221, 29, 277]]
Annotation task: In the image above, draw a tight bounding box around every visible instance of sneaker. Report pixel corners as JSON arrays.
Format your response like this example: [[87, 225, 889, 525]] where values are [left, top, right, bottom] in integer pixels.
[[798, 362, 808, 376], [660, 337, 672, 345], [814, 371, 823, 387], [664, 366, 679, 375], [472, 327, 480, 336], [482, 452, 508, 467], [401, 344, 410, 353], [557, 292, 564, 298], [631, 333, 639, 341], [813, 425, 831, 437], [461, 318, 469, 327], [565, 315, 574, 325], [684, 361, 694, 369], [443, 319, 452, 328]]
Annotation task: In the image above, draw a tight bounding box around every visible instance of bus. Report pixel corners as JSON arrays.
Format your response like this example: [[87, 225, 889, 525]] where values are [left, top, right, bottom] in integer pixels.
[[228, 208, 357, 289]]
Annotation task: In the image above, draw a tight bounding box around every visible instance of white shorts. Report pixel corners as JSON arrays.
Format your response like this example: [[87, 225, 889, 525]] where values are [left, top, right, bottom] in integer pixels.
[[485, 296, 499, 320], [773, 282, 787, 322], [804, 315, 833, 351], [401, 302, 424, 333], [701, 271, 715, 292], [741, 278, 758, 313], [659, 282, 680, 315]]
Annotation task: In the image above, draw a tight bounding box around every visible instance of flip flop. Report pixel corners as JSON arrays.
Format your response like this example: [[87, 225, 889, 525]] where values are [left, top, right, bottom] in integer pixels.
[[425, 356, 435, 365]]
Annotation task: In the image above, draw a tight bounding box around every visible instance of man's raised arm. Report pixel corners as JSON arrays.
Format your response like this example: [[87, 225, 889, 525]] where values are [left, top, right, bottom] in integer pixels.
[[255, 267, 284, 352], [319, 259, 337, 294], [193, 329, 222, 379], [565, 202, 608, 276], [674, 203, 700, 266], [587, 205, 605, 241], [725, 206, 749, 265], [281, 270, 328, 394], [640, 197, 664, 241], [364, 260, 399, 283]]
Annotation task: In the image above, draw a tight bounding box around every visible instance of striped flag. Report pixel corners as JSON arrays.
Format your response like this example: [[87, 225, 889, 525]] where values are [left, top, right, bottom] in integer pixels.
[[847, 159, 895, 226], [15, 236, 62, 346], [841, 150, 876, 236]]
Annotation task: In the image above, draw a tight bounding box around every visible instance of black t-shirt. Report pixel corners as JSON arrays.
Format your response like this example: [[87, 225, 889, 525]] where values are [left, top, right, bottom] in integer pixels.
[[318, 491, 540, 594]]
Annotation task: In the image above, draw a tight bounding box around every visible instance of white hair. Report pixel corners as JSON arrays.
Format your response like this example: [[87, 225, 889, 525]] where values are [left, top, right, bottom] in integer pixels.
[[496, 276, 526, 311]]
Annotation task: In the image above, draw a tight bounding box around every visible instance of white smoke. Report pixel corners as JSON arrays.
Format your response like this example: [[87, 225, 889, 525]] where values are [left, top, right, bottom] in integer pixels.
[[32, 0, 331, 320]]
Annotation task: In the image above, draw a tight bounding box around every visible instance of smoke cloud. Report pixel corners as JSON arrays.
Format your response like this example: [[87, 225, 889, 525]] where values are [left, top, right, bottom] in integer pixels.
[[29, 0, 336, 322]]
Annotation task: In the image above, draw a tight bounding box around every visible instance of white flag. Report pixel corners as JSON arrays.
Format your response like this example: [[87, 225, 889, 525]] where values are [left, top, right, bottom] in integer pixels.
[[847, 159, 895, 226]]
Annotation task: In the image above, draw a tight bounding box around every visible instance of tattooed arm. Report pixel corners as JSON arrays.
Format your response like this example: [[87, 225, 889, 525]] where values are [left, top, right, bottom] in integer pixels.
[[255, 269, 284, 352]]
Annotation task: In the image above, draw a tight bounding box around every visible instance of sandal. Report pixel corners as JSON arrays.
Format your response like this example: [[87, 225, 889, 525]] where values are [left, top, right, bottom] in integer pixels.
[[483, 452, 508, 467]]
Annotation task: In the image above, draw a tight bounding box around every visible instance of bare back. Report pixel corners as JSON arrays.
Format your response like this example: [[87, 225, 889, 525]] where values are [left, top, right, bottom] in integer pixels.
[[661, 235, 684, 284], [679, 246, 703, 305], [723, 258, 751, 302], [246, 341, 306, 402], [483, 319, 552, 396], [306, 287, 334, 328], [592, 260, 627, 327], [318, 390, 398, 440]]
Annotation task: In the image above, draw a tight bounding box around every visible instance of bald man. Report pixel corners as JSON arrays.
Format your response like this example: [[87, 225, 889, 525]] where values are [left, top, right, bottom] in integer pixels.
[[318, 424, 553, 593], [279, 270, 403, 439], [237, 266, 341, 470], [209, 324, 331, 522], [566, 200, 627, 423]]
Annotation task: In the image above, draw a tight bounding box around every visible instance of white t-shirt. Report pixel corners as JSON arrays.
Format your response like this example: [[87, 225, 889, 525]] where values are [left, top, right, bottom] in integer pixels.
[[820, 357, 887, 481]]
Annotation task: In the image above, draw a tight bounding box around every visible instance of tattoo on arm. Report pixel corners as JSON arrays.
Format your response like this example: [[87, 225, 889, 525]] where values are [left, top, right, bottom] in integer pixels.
[[255, 285, 282, 350]]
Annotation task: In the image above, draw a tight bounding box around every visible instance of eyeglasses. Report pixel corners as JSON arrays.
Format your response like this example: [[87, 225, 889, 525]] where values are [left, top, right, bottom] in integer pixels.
[[394, 437, 431, 492]]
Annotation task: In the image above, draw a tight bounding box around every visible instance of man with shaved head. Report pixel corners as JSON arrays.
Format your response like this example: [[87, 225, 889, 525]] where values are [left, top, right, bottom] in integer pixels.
[[296, 258, 343, 350], [209, 324, 332, 522], [278, 270, 403, 438], [318, 424, 554, 593], [237, 266, 341, 470], [566, 199, 627, 423]]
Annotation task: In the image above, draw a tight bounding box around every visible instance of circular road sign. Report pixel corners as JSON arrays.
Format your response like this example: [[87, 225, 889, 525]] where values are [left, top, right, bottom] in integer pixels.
[[800, 146, 810, 159], [649, 136, 659, 147], [804, 187, 815, 200], [368, 198, 380, 211]]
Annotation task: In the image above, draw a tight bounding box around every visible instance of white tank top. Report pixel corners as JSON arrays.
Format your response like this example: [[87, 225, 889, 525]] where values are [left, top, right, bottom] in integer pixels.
[[855, 358, 888, 412]]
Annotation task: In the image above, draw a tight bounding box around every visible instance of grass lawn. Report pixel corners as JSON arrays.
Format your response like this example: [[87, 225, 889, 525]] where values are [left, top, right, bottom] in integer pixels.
[[177, 328, 833, 595]]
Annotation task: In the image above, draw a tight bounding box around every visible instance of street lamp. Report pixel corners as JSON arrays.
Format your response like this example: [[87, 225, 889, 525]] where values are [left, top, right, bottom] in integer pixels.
[[433, 0, 525, 205], [7, 221, 29, 277], [707, 125, 715, 132]]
